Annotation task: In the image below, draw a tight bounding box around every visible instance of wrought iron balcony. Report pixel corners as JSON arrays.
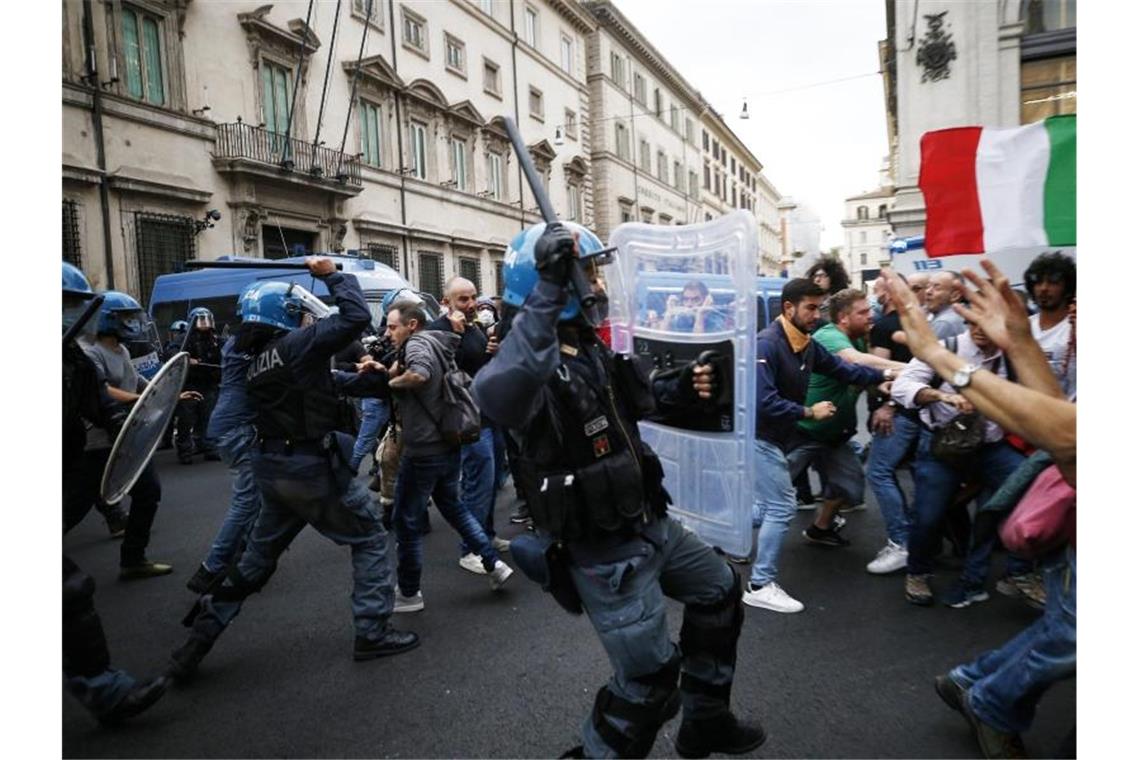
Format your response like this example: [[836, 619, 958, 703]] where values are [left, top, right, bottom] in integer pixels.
[[213, 122, 362, 191]]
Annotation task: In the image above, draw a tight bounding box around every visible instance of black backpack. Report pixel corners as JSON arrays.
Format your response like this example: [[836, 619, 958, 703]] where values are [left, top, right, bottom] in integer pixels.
[[407, 332, 482, 446]]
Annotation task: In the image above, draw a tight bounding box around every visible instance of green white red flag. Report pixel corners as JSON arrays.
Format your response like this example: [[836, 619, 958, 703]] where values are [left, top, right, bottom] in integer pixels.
[[918, 114, 1075, 257]]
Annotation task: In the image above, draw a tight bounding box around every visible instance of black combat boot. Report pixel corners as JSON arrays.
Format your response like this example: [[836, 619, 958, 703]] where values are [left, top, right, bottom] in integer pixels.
[[96, 675, 169, 726], [674, 712, 767, 759], [167, 635, 215, 682], [352, 626, 420, 661]]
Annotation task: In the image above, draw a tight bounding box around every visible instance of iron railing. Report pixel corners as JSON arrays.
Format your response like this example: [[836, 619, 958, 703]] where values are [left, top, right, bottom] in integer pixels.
[[215, 122, 362, 187]]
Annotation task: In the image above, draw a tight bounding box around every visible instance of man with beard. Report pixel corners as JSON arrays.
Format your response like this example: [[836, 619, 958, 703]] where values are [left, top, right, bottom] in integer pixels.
[[1024, 252, 1076, 399], [743, 279, 885, 613], [429, 277, 511, 574]]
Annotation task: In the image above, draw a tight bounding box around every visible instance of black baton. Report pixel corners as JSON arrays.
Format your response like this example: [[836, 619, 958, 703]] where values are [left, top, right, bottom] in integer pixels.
[[501, 117, 597, 309]]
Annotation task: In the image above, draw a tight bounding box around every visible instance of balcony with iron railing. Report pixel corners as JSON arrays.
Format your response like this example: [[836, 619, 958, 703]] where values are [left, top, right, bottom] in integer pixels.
[[212, 121, 363, 196]]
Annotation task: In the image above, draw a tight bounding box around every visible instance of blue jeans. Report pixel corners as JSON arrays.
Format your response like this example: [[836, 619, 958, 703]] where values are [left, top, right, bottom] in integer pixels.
[[459, 427, 497, 555], [202, 424, 262, 574], [492, 425, 509, 491], [350, 398, 389, 472], [951, 549, 1076, 734], [907, 430, 1027, 577], [866, 412, 921, 546], [393, 449, 497, 595], [189, 444, 394, 643], [749, 438, 798, 588], [568, 517, 738, 757]]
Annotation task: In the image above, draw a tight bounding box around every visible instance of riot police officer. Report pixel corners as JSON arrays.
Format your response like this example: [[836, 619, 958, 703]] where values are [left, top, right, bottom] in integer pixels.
[[158, 320, 188, 451], [472, 223, 765, 758], [62, 262, 169, 724], [168, 258, 418, 681], [176, 307, 222, 463]]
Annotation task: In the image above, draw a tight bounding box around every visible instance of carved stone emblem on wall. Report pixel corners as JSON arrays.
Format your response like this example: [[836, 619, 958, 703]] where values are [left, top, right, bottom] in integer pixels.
[[331, 223, 347, 253], [916, 11, 957, 83], [234, 206, 265, 255]]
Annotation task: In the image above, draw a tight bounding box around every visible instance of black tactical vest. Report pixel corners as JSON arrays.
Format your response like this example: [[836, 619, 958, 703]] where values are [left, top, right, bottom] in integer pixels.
[[516, 334, 669, 540], [246, 340, 344, 442]]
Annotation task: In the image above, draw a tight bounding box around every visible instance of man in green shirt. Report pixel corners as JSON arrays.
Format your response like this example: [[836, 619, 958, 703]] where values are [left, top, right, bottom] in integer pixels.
[[790, 289, 905, 546]]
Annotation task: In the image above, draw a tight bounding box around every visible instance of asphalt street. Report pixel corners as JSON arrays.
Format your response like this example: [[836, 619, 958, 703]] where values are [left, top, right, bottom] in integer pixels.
[[63, 445, 1074, 758]]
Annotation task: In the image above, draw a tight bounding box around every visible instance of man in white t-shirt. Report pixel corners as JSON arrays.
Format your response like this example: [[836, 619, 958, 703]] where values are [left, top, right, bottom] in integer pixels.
[[1024, 252, 1076, 399]]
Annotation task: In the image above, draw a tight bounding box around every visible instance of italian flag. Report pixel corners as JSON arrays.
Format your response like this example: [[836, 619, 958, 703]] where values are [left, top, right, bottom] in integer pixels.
[[918, 115, 1075, 257]]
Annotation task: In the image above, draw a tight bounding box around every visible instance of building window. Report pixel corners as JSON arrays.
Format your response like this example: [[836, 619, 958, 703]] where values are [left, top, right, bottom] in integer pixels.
[[640, 208, 654, 224], [731, 186, 737, 206], [1020, 54, 1076, 123], [459, 256, 482, 291], [638, 138, 650, 171], [528, 86, 544, 121], [653, 88, 662, 117], [367, 243, 399, 270], [359, 99, 382, 167], [703, 163, 710, 189], [860, 252, 868, 265], [261, 61, 293, 152], [656, 150, 668, 182], [730, 157, 736, 174], [494, 260, 505, 295], [564, 109, 578, 140], [859, 231, 867, 244], [610, 52, 625, 90], [633, 72, 646, 105], [689, 170, 699, 198], [857, 205, 868, 220], [483, 58, 501, 96], [121, 4, 166, 106], [614, 121, 629, 161], [450, 136, 468, 191], [560, 35, 574, 74], [63, 200, 82, 267], [353, 0, 382, 25], [714, 171, 720, 195], [659, 213, 672, 225], [685, 118, 695, 145], [1022, 0, 1077, 34], [619, 201, 633, 223], [673, 160, 683, 190], [524, 5, 538, 47], [418, 252, 444, 299], [669, 104, 678, 132], [702, 129, 709, 151], [445, 34, 466, 76], [878, 204, 887, 218], [409, 120, 427, 180], [135, 212, 196, 308], [566, 183, 581, 222], [486, 151, 503, 200], [402, 7, 427, 55]]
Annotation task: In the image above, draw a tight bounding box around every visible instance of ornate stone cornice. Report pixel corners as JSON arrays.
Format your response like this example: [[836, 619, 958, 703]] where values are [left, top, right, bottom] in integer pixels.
[[238, 5, 321, 67]]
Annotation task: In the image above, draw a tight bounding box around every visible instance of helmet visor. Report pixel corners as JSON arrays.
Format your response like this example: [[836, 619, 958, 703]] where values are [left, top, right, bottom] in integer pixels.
[[288, 284, 332, 320], [192, 313, 215, 330]]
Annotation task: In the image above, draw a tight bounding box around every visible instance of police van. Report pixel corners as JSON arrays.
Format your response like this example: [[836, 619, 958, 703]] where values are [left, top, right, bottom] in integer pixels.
[[147, 253, 441, 335]]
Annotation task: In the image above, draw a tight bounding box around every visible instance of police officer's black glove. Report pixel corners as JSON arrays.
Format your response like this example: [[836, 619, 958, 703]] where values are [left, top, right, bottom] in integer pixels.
[[534, 222, 576, 287]]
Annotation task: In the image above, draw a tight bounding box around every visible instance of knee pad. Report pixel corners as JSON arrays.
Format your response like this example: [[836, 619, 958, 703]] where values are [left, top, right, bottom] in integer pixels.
[[680, 568, 744, 665], [212, 565, 270, 603], [591, 678, 679, 759]]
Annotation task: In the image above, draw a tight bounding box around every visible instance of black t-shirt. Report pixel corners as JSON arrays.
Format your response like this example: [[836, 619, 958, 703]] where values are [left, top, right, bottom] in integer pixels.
[[868, 311, 913, 417]]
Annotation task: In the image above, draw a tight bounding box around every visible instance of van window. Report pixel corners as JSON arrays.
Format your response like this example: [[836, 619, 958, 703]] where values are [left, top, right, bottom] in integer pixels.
[[153, 296, 243, 338]]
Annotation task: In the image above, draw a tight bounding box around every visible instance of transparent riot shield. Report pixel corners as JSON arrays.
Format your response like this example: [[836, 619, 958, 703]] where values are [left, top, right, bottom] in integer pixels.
[[605, 211, 758, 557]]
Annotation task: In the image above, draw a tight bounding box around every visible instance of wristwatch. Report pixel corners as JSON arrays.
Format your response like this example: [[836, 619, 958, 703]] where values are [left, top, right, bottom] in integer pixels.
[[950, 363, 980, 390]]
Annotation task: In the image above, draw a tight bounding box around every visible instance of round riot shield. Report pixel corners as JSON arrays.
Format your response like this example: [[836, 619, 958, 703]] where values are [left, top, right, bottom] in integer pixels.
[[100, 352, 190, 504]]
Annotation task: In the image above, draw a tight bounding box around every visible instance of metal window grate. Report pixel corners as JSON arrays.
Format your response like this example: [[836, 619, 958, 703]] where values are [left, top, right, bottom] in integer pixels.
[[367, 243, 399, 271], [494, 260, 504, 296], [418, 251, 443, 300], [458, 257, 481, 292], [63, 200, 82, 267], [135, 212, 196, 307]]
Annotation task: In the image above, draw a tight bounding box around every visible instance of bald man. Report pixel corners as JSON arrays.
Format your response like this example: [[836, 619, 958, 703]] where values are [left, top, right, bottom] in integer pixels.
[[925, 272, 967, 339], [429, 277, 510, 575]]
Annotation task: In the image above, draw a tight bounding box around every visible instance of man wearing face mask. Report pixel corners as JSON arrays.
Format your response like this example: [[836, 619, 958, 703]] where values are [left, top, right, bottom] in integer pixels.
[[473, 221, 765, 759], [428, 278, 511, 574]]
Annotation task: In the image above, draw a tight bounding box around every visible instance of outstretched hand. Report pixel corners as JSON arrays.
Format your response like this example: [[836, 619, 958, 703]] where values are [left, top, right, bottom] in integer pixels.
[[952, 260, 1033, 353]]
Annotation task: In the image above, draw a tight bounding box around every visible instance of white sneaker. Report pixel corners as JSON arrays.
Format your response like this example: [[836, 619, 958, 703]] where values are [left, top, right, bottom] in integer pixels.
[[742, 582, 804, 613], [492, 536, 512, 553], [866, 540, 908, 574], [488, 560, 514, 591], [459, 553, 487, 575], [394, 591, 424, 613]]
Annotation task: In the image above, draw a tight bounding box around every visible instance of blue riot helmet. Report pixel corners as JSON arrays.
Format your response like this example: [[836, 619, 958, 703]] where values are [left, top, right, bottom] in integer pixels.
[[238, 280, 331, 331], [96, 291, 151, 342], [62, 261, 96, 334], [169, 319, 189, 335], [188, 306, 215, 331], [380, 287, 423, 315], [502, 221, 612, 325]]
